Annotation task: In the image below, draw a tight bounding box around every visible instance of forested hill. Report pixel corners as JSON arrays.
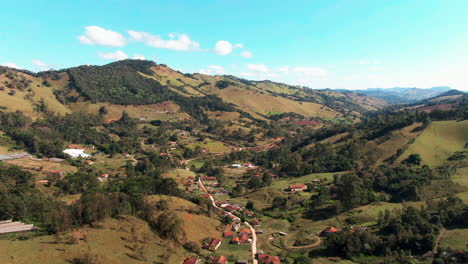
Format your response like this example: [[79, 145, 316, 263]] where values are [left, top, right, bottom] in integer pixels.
[[0, 60, 387, 122]]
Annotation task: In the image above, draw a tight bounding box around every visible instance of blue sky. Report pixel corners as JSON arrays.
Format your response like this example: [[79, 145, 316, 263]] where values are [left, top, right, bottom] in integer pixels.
[[1, 0, 467, 90]]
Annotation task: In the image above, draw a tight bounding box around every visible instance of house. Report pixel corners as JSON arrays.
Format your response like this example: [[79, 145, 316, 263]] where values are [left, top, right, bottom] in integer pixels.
[[212, 255, 228, 264], [207, 238, 222, 251], [239, 228, 252, 235], [122, 153, 130, 157], [239, 233, 251, 244], [203, 176, 218, 181], [85, 160, 94, 165], [49, 170, 63, 175], [251, 219, 261, 226], [236, 260, 248, 264], [218, 201, 229, 208], [289, 184, 308, 192], [231, 236, 240, 245], [243, 210, 254, 217], [244, 163, 255, 168], [278, 232, 288, 236], [230, 164, 242, 168], [223, 231, 236, 238], [258, 254, 281, 264], [201, 193, 211, 198], [319, 227, 341, 236], [183, 257, 201, 264], [100, 174, 109, 178], [255, 230, 264, 234]]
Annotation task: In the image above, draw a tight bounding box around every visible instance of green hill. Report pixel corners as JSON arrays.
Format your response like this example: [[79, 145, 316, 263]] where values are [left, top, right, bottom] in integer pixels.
[[398, 120, 468, 166]]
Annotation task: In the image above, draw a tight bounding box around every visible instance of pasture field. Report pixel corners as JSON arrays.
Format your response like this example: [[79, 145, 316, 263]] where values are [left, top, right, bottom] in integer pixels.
[[0, 215, 190, 264], [398, 120, 468, 167]]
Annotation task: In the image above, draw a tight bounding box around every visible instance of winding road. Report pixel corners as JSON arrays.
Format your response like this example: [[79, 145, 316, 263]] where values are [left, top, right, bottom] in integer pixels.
[[198, 178, 257, 263]]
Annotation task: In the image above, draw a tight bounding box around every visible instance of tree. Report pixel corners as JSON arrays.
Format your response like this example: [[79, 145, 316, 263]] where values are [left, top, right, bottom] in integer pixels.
[[405, 154, 422, 165]]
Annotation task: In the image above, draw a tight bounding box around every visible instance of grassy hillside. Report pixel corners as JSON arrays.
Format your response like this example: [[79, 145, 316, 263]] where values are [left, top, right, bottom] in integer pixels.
[[398, 120, 468, 166], [0, 215, 190, 264], [1, 60, 387, 124]]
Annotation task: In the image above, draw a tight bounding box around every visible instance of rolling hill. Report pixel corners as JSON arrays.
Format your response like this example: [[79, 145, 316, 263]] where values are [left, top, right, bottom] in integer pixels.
[[0, 60, 387, 123]]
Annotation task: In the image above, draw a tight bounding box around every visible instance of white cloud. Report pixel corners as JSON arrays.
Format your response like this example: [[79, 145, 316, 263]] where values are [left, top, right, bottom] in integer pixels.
[[133, 54, 146, 60], [214, 40, 233, 55], [79, 26, 126, 47], [199, 65, 226, 75], [234, 43, 244, 48], [128, 31, 200, 51], [247, 63, 269, 73], [278, 66, 290, 74], [32, 60, 54, 71], [98, 50, 129, 61], [1, 62, 19, 68], [292, 67, 327, 77], [240, 51, 253, 58]]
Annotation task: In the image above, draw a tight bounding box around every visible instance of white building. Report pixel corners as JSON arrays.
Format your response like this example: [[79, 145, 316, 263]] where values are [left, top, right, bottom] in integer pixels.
[[63, 149, 91, 158]]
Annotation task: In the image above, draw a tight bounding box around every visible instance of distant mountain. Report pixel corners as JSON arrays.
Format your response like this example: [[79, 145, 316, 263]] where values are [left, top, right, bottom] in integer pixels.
[[338, 86, 452, 104]]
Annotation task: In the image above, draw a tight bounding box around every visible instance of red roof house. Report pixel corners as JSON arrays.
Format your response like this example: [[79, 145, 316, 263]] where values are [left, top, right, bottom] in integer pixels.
[[289, 184, 307, 192], [212, 255, 228, 264], [207, 238, 222, 251], [223, 231, 236, 238], [183, 257, 201, 264], [319, 226, 342, 236], [258, 254, 281, 264]]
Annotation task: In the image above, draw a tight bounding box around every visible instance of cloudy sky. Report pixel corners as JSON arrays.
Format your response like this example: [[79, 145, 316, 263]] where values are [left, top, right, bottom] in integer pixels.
[[1, 0, 467, 90]]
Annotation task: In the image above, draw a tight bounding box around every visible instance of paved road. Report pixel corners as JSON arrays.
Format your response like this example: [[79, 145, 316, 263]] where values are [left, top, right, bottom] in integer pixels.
[[198, 178, 256, 263]]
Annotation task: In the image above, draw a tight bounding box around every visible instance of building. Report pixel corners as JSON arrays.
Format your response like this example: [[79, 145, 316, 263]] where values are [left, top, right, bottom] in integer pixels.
[[231, 236, 240, 245], [251, 219, 261, 226], [223, 231, 236, 238], [0, 220, 36, 235], [230, 164, 242, 168], [258, 254, 281, 264], [289, 184, 308, 192], [319, 227, 341, 236], [236, 261, 248, 264], [239, 233, 251, 244], [207, 238, 222, 251], [212, 255, 228, 264], [182, 257, 201, 264], [239, 228, 252, 235], [255, 229, 264, 234], [63, 149, 91, 158]]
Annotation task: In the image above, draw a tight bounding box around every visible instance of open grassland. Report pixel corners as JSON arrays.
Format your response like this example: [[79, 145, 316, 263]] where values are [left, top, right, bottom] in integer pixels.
[[207, 111, 240, 121], [0, 215, 190, 264], [270, 172, 340, 190], [0, 72, 70, 118], [0, 133, 20, 154], [439, 228, 468, 250], [453, 167, 468, 202], [364, 122, 423, 166], [216, 86, 341, 119], [215, 238, 252, 261], [398, 120, 468, 167], [5, 158, 77, 174], [69, 101, 190, 121], [163, 168, 197, 185], [187, 140, 230, 153], [145, 195, 223, 246]]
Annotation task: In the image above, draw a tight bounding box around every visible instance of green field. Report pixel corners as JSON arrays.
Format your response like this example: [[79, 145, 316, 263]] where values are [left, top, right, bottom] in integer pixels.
[[439, 228, 468, 250], [398, 120, 468, 166]]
